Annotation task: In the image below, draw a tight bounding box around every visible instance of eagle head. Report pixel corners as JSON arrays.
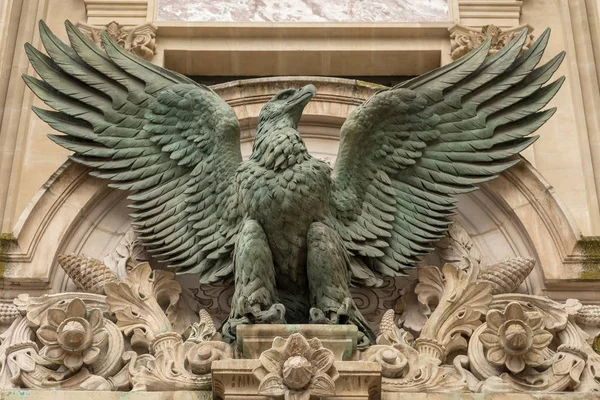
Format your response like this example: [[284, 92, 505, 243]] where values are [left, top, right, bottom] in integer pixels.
[[258, 84, 317, 129]]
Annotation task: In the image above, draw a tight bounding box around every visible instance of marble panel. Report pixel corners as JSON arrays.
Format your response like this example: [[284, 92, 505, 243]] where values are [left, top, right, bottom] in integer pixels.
[[157, 0, 448, 22]]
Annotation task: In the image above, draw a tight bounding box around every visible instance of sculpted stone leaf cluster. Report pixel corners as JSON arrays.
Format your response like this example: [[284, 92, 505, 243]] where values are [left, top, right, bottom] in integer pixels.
[[0, 248, 598, 395]]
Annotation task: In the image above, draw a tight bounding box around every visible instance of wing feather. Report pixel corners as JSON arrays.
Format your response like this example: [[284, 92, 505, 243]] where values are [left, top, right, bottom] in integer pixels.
[[24, 20, 242, 283], [329, 29, 564, 283]]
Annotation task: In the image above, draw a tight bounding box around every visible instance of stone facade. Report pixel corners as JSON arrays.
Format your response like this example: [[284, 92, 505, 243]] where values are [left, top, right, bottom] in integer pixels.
[[0, 0, 600, 398]]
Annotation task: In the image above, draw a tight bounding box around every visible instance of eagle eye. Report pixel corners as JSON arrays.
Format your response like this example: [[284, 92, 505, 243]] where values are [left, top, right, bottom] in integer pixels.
[[278, 90, 294, 100]]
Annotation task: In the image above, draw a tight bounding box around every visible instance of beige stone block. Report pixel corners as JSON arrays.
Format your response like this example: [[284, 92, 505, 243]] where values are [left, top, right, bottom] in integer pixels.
[[237, 324, 358, 361]]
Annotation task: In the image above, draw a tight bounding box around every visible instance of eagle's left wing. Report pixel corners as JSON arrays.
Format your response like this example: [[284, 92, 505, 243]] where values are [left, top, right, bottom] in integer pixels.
[[328, 29, 564, 285], [24, 21, 243, 284]]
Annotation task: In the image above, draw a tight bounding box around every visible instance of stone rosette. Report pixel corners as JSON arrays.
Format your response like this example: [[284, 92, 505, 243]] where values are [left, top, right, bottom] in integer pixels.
[[479, 302, 553, 374], [253, 333, 339, 400], [36, 298, 108, 371]]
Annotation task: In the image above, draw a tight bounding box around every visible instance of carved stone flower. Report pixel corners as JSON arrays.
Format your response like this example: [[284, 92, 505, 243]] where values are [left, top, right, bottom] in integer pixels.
[[254, 333, 338, 400], [480, 302, 553, 374], [37, 298, 108, 371]]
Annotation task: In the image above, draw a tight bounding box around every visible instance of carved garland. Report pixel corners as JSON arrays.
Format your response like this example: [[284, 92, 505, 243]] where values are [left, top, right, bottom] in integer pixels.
[[0, 233, 599, 394]]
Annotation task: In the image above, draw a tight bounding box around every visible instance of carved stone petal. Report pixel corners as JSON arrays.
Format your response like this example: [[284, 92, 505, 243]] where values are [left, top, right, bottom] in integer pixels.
[[487, 346, 507, 365], [525, 313, 543, 330], [531, 330, 553, 349], [504, 302, 524, 321], [284, 334, 311, 357], [309, 374, 336, 396], [83, 346, 101, 365], [286, 391, 311, 400], [260, 349, 286, 373], [48, 309, 67, 328], [486, 310, 505, 331], [479, 329, 499, 349], [37, 324, 58, 345], [43, 344, 66, 362], [257, 371, 286, 396], [64, 353, 84, 371], [311, 348, 334, 374], [88, 309, 103, 331], [92, 330, 108, 347], [505, 355, 525, 374], [523, 348, 544, 366], [67, 298, 87, 319]]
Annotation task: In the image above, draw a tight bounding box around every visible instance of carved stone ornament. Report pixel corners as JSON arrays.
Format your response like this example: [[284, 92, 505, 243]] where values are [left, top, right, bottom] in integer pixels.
[[0, 242, 599, 395], [76, 21, 157, 60], [449, 24, 535, 60], [253, 333, 338, 400]]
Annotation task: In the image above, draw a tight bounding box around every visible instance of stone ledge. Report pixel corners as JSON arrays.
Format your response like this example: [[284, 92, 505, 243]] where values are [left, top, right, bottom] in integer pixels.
[[0, 391, 598, 399]]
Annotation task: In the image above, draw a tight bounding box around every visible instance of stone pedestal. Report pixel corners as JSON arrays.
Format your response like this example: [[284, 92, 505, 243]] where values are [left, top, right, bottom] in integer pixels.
[[237, 324, 358, 360], [212, 359, 381, 400], [212, 325, 381, 400]]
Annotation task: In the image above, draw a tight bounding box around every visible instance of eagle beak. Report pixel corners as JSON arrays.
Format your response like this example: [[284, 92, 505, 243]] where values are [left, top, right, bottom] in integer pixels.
[[286, 84, 317, 108]]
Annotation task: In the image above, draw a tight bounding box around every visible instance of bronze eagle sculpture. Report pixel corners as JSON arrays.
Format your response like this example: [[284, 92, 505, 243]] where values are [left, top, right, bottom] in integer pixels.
[[24, 21, 564, 344]]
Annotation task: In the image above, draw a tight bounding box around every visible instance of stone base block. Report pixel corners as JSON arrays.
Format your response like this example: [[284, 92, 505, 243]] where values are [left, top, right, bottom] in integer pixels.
[[212, 359, 381, 400], [236, 324, 358, 361]]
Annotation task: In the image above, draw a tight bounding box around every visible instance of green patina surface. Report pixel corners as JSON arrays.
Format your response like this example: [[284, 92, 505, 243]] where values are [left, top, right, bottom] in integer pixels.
[[0, 233, 15, 280], [577, 236, 600, 280]]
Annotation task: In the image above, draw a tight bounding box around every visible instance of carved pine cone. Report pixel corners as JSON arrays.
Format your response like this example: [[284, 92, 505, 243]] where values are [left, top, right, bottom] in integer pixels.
[[0, 303, 19, 324], [576, 305, 600, 327], [477, 257, 535, 295], [379, 309, 396, 336], [58, 254, 117, 295]]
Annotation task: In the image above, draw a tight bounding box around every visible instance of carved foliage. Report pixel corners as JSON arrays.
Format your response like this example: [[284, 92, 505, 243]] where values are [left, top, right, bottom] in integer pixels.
[[77, 21, 157, 60], [254, 333, 339, 400], [449, 24, 535, 60], [104, 263, 175, 350]]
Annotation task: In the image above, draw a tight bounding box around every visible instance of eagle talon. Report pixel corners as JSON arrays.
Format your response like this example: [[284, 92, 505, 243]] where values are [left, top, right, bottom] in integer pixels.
[[240, 299, 286, 324], [309, 298, 352, 325]]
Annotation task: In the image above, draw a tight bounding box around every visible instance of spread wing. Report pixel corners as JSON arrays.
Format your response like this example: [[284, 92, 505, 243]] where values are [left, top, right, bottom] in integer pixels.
[[329, 29, 565, 285], [24, 21, 242, 283]]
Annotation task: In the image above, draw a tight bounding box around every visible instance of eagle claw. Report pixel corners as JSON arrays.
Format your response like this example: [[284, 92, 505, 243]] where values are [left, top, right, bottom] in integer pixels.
[[242, 301, 287, 324], [309, 297, 352, 325]]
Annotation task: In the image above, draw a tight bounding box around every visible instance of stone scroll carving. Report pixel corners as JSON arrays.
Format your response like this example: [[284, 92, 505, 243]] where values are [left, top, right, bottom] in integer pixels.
[[77, 21, 157, 60], [449, 24, 535, 61]]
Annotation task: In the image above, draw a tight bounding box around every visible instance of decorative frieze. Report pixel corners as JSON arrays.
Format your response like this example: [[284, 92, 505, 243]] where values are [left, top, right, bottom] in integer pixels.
[[449, 24, 534, 60], [1, 237, 599, 396], [77, 21, 157, 60]]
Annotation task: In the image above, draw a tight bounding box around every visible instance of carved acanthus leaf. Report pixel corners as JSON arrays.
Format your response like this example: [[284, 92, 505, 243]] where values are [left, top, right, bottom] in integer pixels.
[[104, 263, 173, 350], [449, 24, 534, 61], [121, 332, 221, 391], [417, 264, 493, 359], [76, 21, 157, 61], [103, 227, 147, 278], [436, 223, 481, 271]]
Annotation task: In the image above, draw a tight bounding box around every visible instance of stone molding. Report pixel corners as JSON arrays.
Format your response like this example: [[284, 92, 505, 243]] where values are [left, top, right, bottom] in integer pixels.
[[83, 0, 151, 26], [456, 0, 524, 28]]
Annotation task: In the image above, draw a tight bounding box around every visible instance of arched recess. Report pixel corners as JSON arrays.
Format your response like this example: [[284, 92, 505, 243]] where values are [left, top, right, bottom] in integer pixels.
[[0, 77, 586, 304]]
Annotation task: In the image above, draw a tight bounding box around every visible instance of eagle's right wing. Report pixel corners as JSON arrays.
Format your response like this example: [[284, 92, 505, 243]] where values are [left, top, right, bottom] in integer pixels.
[[328, 29, 564, 285], [24, 21, 243, 283]]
